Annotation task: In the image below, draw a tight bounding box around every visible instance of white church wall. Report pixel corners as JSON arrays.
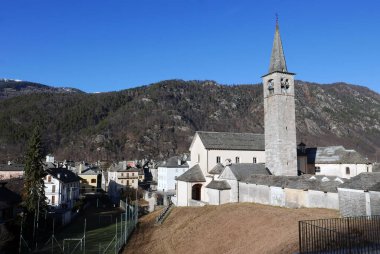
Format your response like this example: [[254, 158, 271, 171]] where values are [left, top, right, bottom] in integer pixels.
[[269, 186, 285, 207], [207, 150, 265, 172], [189, 134, 207, 172], [177, 181, 191, 207]]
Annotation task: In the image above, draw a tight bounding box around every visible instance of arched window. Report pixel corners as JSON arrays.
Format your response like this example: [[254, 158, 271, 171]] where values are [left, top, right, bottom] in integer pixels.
[[235, 157, 240, 163], [281, 78, 290, 94], [253, 157, 257, 163], [346, 167, 350, 174]]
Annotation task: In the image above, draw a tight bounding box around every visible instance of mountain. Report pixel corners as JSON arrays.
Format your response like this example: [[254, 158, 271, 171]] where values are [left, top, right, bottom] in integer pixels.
[[0, 79, 379, 163], [0, 79, 83, 100]]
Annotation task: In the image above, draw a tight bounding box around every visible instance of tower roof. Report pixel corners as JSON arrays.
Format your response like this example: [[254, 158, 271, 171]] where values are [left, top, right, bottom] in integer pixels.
[[268, 19, 288, 73]]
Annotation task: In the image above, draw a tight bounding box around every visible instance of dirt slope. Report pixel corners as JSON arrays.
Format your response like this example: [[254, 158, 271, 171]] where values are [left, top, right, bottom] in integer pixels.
[[123, 203, 338, 254]]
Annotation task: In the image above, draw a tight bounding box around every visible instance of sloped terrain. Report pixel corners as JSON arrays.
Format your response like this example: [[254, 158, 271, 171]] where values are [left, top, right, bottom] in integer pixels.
[[124, 203, 338, 254]]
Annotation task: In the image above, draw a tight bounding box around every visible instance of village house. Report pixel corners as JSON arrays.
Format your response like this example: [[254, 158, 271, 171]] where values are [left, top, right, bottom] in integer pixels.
[[44, 167, 81, 209], [107, 161, 144, 202], [0, 162, 24, 180], [157, 155, 189, 192], [78, 165, 102, 193]]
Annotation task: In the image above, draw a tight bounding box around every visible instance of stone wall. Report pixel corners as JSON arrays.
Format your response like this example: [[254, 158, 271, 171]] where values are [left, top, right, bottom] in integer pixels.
[[339, 188, 380, 216], [239, 182, 339, 210], [338, 188, 366, 216]]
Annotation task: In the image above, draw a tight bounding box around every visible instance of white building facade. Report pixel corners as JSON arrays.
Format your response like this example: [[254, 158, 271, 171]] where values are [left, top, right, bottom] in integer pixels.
[[157, 156, 189, 192], [44, 168, 80, 209]]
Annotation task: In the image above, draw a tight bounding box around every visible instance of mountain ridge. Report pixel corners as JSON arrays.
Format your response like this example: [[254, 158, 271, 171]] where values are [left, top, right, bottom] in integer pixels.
[[0, 79, 379, 163]]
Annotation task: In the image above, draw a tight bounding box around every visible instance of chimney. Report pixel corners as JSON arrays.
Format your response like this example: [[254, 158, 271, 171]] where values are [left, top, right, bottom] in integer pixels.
[[7, 161, 12, 165], [178, 159, 181, 166]]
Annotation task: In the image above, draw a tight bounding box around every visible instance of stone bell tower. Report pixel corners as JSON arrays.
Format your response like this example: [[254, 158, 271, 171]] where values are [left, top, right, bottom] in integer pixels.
[[262, 19, 297, 176]]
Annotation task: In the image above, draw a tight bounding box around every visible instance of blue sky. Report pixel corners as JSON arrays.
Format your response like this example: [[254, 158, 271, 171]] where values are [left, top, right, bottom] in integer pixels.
[[1, 0, 380, 93]]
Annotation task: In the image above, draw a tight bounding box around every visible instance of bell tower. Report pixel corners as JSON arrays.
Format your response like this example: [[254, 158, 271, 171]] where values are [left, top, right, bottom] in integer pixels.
[[262, 19, 297, 176]]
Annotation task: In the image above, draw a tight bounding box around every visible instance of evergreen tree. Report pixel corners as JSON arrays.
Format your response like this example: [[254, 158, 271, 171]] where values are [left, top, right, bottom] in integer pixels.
[[22, 125, 47, 217]]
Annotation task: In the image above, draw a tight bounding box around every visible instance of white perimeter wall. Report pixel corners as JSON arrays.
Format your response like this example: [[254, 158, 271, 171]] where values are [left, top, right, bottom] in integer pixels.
[[206, 189, 231, 205], [238, 182, 339, 210], [338, 188, 380, 216]]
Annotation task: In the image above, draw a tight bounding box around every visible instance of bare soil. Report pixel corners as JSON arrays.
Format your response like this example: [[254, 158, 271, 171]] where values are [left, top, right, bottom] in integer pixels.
[[123, 203, 338, 254]]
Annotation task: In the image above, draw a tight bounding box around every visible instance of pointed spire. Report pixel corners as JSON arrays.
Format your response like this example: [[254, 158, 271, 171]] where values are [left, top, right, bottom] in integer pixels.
[[268, 16, 288, 73]]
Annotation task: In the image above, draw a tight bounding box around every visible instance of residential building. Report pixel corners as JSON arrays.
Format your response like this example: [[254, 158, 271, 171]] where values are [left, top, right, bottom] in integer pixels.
[[0, 163, 24, 180], [44, 168, 81, 209], [78, 166, 102, 193], [157, 156, 189, 192]]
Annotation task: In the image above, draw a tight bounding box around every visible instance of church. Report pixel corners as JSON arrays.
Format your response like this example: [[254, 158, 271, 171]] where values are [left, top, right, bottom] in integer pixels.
[[173, 21, 375, 211]]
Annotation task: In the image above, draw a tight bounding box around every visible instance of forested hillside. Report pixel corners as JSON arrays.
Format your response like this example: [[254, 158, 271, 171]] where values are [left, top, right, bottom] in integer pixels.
[[0, 79, 379, 162]]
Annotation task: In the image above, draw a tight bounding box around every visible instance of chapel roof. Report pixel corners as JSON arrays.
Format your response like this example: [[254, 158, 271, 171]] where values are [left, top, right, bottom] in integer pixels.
[[209, 163, 225, 175], [206, 180, 231, 190], [176, 164, 206, 183]]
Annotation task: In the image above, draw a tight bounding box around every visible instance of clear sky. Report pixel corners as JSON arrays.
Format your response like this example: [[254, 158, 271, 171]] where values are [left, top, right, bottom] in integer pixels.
[[1, 0, 380, 93]]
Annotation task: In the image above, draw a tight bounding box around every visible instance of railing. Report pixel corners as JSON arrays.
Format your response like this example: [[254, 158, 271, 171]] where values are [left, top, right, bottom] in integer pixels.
[[299, 216, 380, 253], [155, 198, 173, 225]]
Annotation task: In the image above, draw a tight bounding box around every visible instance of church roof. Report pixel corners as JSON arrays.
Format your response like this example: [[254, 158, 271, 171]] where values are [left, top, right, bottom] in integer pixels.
[[197, 131, 265, 151], [176, 164, 206, 183], [209, 163, 225, 174], [268, 20, 288, 73], [206, 180, 231, 190]]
